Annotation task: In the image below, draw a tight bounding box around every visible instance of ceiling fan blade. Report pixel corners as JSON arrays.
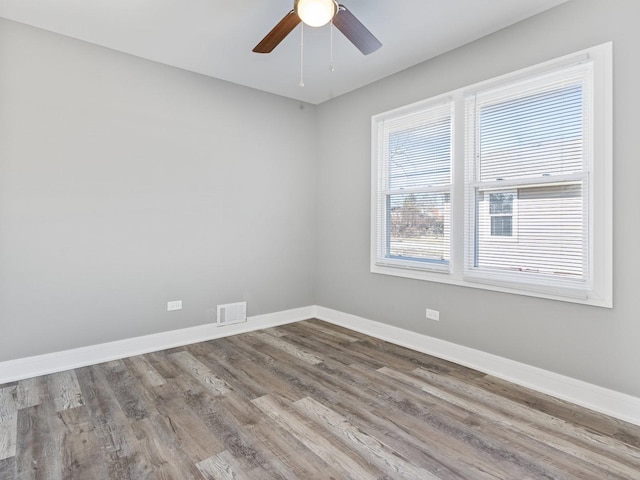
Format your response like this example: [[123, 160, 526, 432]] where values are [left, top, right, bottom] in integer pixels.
[[253, 10, 301, 53], [333, 5, 381, 55]]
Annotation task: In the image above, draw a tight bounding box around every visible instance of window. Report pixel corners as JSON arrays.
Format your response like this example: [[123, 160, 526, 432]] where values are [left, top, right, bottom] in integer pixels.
[[372, 43, 612, 307], [488, 191, 516, 238], [372, 100, 453, 272]]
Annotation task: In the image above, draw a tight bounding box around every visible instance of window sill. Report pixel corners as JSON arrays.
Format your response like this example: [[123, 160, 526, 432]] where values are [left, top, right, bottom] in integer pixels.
[[370, 263, 612, 308]]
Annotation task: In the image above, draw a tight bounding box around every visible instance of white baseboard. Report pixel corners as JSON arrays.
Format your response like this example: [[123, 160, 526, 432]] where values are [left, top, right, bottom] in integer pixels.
[[2, 304, 638, 427], [314, 306, 640, 427], [0, 306, 314, 384]]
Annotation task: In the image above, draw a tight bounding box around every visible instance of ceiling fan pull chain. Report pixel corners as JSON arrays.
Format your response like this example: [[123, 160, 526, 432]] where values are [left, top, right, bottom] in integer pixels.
[[299, 22, 305, 87], [330, 18, 335, 72]]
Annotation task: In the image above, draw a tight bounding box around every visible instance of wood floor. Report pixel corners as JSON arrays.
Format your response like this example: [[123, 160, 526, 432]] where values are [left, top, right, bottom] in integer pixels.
[[1, 320, 639, 479]]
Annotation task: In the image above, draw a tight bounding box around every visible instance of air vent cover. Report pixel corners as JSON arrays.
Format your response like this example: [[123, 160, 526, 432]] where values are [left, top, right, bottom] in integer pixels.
[[216, 302, 247, 326]]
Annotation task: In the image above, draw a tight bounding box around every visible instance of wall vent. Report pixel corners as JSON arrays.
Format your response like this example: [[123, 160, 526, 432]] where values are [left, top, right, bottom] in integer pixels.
[[216, 301, 247, 326]]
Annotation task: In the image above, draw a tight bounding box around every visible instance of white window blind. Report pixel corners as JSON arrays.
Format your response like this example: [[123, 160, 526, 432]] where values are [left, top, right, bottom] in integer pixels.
[[373, 100, 453, 271], [465, 63, 593, 295]]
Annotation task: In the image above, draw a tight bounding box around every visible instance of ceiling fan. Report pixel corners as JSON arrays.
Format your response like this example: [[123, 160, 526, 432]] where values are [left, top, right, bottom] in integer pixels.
[[253, 0, 382, 55]]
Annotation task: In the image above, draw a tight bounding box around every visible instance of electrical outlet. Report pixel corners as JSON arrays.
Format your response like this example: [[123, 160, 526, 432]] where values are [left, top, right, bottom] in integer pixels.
[[426, 308, 440, 321], [167, 300, 182, 311]]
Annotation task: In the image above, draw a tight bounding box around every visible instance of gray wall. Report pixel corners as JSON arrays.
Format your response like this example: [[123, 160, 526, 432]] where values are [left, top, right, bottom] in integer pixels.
[[0, 19, 317, 361], [315, 0, 640, 398]]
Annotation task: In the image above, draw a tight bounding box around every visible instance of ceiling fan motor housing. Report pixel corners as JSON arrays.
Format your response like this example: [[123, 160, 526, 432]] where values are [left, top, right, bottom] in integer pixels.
[[295, 0, 339, 27]]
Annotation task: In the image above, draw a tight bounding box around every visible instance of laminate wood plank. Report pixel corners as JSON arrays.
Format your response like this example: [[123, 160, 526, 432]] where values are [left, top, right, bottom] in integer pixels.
[[46, 370, 84, 412], [291, 327, 419, 372], [145, 351, 185, 382], [252, 394, 380, 480], [75, 365, 138, 479], [289, 320, 362, 343], [169, 351, 231, 396], [281, 328, 390, 370], [123, 355, 167, 388], [260, 326, 289, 338], [130, 417, 173, 475], [267, 328, 365, 367], [197, 447, 292, 480], [222, 339, 307, 403], [93, 414, 138, 479], [293, 395, 440, 480], [245, 421, 341, 480], [245, 331, 324, 365], [215, 391, 267, 428], [0, 456, 16, 480], [361, 335, 488, 381], [26, 403, 65, 480], [181, 391, 266, 474], [207, 410, 312, 480], [196, 449, 248, 480], [193, 396, 303, 480], [278, 322, 362, 349], [0, 386, 17, 461], [101, 359, 155, 421], [246, 466, 278, 480], [16, 376, 44, 409], [290, 319, 366, 343], [185, 343, 268, 401], [130, 415, 206, 480], [58, 406, 110, 480], [197, 337, 248, 364], [150, 387, 226, 461], [14, 404, 36, 478]]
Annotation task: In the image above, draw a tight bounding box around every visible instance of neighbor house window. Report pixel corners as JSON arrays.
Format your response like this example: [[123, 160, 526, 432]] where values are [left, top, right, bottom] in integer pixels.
[[488, 191, 516, 238], [372, 43, 612, 307]]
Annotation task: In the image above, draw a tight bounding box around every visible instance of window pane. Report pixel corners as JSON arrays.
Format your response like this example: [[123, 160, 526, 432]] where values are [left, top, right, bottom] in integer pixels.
[[387, 193, 450, 263], [489, 192, 514, 215], [388, 117, 452, 189], [479, 84, 584, 182], [490, 216, 512, 237], [475, 184, 584, 278]]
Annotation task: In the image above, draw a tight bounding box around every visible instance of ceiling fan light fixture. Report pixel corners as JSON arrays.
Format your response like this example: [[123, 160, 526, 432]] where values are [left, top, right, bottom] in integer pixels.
[[295, 0, 338, 27]]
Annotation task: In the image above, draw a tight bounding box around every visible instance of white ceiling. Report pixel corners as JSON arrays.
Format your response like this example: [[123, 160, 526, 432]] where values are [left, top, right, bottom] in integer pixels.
[[0, 0, 569, 105]]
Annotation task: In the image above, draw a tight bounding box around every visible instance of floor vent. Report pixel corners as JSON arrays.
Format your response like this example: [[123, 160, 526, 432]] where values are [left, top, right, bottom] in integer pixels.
[[217, 301, 247, 326]]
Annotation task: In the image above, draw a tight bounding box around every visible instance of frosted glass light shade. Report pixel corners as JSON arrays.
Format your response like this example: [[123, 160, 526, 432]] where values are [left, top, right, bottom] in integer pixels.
[[296, 0, 338, 27]]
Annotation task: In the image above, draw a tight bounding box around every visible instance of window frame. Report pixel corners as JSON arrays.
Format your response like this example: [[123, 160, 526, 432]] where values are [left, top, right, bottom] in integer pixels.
[[371, 42, 612, 308]]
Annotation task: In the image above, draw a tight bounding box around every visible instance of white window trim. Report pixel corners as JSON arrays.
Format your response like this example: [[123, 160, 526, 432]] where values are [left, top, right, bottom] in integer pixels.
[[371, 42, 612, 308]]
